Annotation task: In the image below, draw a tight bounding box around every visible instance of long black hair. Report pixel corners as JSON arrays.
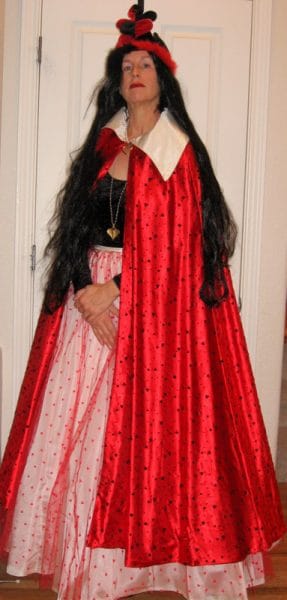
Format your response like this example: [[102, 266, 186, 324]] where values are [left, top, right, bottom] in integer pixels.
[[43, 43, 237, 312]]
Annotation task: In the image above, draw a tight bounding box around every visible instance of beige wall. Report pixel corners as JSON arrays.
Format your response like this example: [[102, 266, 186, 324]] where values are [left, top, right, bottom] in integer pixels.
[[0, 0, 21, 447], [0, 1, 5, 133], [0, 0, 4, 440], [256, 0, 287, 456]]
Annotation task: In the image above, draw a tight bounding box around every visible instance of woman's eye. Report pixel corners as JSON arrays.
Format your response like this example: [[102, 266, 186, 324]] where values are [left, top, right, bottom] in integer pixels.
[[142, 61, 152, 69], [122, 64, 132, 72]]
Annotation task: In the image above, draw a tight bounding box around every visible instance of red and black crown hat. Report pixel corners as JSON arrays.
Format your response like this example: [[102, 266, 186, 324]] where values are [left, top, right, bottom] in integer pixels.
[[115, 1, 177, 74]]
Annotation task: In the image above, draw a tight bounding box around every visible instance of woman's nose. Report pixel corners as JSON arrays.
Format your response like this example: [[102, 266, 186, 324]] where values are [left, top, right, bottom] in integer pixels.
[[131, 66, 140, 77]]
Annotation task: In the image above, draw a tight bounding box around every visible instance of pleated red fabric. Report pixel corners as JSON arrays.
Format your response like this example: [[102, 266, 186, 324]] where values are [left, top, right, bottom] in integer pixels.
[[0, 305, 64, 555], [87, 131, 286, 566]]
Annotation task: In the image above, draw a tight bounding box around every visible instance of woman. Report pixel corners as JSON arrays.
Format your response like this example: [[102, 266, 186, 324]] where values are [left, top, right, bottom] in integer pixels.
[[0, 3, 285, 599]]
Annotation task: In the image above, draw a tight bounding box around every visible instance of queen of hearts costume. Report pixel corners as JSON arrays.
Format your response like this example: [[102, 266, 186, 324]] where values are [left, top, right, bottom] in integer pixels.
[[0, 4, 285, 600]]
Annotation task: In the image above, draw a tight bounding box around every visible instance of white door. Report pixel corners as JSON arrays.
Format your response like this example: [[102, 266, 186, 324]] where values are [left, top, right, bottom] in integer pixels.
[[34, 0, 252, 324]]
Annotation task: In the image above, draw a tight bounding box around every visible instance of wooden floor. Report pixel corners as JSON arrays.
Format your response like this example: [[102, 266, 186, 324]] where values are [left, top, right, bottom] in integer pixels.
[[0, 483, 286, 599]]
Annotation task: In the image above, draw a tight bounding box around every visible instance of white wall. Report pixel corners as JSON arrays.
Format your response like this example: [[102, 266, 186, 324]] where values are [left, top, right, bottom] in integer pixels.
[[0, 0, 4, 441], [0, 0, 5, 129], [256, 0, 287, 458], [0, 0, 21, 448]]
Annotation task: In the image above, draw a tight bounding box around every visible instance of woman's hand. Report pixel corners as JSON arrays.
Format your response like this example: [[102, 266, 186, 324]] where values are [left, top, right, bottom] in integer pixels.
[[74, 280, 120, 348], [74, 280, 119, 321], [89, 305, 119, 349]]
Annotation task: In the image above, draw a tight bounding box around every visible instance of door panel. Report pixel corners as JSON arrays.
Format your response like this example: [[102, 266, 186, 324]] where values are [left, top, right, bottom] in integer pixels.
[[35, 0, 252, 324]]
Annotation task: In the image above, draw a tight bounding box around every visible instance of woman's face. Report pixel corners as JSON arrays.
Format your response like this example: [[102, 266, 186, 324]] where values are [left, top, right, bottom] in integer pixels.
[[120, 50, 160, 108]]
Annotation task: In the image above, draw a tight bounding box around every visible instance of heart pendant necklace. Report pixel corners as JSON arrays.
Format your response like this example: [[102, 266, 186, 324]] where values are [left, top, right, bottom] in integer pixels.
[[106, 226, 120, 240], [107, 176, 127, 240]]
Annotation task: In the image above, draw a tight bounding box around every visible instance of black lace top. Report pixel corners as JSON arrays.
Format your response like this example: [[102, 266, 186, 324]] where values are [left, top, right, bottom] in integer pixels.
[[91, 173, 126, 248], [72, 173, 125, 292]]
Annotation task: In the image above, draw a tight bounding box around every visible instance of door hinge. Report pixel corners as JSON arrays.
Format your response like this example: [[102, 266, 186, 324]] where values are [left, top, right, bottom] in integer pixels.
[[37, 35, 42, 65], [30, 244, 37, 271], [238, 296, 242, 313]]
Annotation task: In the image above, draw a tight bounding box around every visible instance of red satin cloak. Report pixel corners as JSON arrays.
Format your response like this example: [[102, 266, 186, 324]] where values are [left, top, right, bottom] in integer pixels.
[[87, 128, 286, 566]]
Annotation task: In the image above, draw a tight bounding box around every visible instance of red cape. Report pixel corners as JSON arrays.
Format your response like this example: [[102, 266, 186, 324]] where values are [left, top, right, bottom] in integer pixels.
[[87, 128, 285, 566]]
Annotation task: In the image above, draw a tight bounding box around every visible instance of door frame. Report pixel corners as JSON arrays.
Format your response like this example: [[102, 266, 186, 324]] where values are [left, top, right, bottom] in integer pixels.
[[12, 0, 272, 402]]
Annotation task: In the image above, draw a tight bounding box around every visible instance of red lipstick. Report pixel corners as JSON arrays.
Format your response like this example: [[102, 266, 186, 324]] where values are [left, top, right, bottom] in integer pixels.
[[130, 83, 145, 89]]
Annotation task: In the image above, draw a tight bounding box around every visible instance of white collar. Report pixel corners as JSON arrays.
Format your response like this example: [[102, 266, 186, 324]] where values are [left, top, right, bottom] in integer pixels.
[[104, 108, 189, 181]]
